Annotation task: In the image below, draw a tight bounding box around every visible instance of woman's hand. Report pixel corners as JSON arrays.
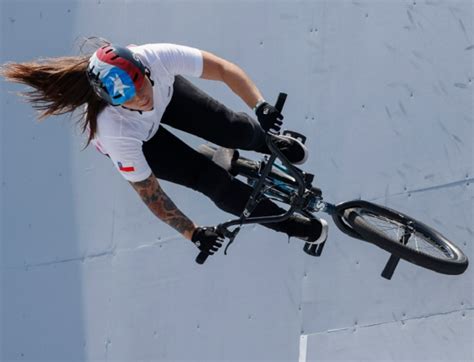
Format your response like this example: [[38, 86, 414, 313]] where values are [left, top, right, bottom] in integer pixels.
[[191, 227, 224, 255], [255, 101, 284, 133]]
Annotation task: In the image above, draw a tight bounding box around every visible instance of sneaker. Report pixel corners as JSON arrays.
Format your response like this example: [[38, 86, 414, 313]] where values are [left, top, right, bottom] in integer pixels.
[[270, 134, 309, 165], [287, 215, 328, 245], [211, 147, 235, 171]]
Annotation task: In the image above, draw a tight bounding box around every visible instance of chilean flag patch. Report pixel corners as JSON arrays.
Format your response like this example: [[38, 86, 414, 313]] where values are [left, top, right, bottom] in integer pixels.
[[117, 161, 135, 172]]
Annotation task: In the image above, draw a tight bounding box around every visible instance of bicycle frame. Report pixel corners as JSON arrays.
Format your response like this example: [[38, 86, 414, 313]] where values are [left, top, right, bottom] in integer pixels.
[[195, 93, 340, 264], [215, 132, 333, 239]]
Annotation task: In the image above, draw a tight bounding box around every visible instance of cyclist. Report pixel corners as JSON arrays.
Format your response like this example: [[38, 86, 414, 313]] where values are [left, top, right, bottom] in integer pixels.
[[1, 40, 328, 257]]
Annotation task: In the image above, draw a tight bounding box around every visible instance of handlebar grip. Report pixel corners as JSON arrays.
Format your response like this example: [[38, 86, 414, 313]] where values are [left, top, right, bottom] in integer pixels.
[[196, 251, 209, 265], [275, 92, 287, 112]]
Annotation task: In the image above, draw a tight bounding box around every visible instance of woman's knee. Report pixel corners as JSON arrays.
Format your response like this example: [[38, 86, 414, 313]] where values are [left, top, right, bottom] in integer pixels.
[[228, 112, 265, 150]]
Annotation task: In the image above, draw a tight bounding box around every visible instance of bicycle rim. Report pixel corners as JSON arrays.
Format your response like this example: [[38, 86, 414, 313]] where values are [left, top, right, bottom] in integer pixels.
[[340, 202, 468, 275], [356, 208, 456, 258]]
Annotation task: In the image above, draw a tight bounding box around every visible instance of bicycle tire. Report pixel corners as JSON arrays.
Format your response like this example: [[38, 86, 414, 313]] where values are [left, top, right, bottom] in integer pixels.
[[336, 200, 468, 275]]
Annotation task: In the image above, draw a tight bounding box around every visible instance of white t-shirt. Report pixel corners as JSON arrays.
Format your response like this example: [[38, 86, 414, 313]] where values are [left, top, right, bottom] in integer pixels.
[[91, 43, 204, 182]]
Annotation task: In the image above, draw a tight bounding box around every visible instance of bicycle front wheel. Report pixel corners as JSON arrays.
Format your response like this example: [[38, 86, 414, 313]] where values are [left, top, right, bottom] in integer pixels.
[[336, 200, 468, 275]]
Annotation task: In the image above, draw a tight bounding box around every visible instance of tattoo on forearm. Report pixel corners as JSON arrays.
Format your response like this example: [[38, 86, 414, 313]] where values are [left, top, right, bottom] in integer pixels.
[[130, 175, 195, 235]]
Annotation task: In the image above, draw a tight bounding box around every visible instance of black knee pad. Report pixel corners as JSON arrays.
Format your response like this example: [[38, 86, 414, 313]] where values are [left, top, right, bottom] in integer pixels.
[[232, 112, 266, 150]]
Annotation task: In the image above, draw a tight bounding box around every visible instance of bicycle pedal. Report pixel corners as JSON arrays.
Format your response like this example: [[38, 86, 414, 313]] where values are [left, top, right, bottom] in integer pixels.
[[304, 173, 315, 186], [282, 130, 307, 145], [310, 185, 322, 197], [211, 147, 234, 171]]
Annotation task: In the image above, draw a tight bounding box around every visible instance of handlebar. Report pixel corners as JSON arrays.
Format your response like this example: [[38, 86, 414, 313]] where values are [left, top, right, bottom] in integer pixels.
[[274, 92, 287, 113], [195, 92, 288, 265]]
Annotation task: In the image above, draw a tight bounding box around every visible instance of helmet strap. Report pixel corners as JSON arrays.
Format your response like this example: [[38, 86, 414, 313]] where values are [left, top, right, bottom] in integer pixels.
[[144, 67, 154, 86]]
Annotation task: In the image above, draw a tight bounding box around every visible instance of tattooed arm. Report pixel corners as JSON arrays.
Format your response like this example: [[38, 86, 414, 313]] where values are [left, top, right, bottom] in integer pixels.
[[129, 172, 198, 240]]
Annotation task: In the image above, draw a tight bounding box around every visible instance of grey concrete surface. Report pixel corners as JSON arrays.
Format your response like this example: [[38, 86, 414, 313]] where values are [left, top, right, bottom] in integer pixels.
[[1, 0, 472, 361]]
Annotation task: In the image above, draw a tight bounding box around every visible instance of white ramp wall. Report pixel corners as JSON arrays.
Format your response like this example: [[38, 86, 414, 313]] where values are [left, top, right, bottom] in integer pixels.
[[1, 1, 472, 361]]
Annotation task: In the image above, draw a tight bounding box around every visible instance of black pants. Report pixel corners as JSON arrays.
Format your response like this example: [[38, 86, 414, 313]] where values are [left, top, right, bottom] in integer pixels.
[[143, 76, 297, 235]]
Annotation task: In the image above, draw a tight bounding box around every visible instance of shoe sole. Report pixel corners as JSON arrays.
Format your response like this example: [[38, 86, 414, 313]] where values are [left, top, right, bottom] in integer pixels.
[[305, 218, 328, 245], [279, 135, 309, 165]]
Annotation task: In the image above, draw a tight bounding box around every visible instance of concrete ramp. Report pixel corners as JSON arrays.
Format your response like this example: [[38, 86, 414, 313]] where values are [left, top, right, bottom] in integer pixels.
[[1, 1, 472, 361]]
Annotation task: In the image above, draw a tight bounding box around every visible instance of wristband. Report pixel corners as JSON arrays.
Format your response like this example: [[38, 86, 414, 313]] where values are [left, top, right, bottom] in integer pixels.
[[253, 99, 266, 113]]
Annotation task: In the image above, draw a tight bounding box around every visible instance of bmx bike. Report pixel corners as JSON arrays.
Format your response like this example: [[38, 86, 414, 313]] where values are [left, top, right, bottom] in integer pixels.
[[195, 93, 468, 280]]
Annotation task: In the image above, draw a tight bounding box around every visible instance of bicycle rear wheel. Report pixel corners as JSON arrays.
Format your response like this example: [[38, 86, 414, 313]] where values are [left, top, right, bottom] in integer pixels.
[[336, 200, 468, 275]]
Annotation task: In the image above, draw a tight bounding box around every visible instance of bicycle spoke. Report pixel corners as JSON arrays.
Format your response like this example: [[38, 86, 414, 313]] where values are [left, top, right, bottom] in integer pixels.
[[414, 233, 420, 251], [339, 202, 467, 274], [400, 227, 412, 246], [357, 210, 453, 260]]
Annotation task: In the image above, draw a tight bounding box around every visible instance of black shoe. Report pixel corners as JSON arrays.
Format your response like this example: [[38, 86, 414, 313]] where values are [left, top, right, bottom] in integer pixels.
[[270, 134, 308, 165], [286, 215, 328, 245]]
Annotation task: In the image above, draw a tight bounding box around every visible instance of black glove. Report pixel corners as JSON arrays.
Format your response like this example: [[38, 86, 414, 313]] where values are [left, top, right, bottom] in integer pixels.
[[255, 101, 284, 133], [191, 227, 224, 255]]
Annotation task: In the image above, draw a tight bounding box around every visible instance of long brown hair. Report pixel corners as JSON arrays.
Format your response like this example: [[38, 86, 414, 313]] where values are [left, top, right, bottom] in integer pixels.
[[0, 37, 110, 147]]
